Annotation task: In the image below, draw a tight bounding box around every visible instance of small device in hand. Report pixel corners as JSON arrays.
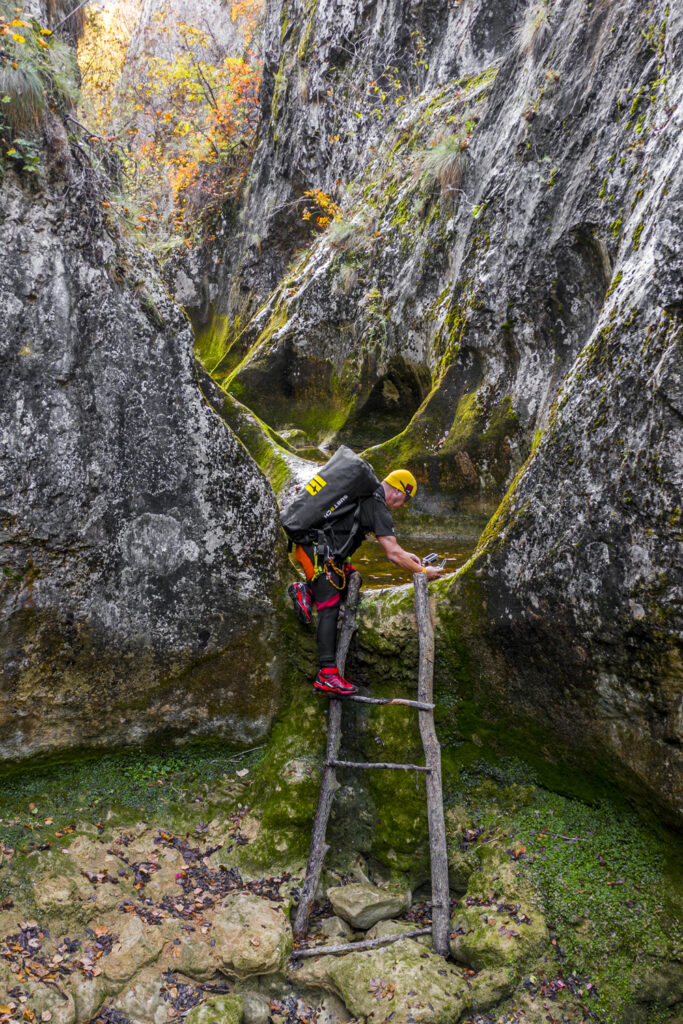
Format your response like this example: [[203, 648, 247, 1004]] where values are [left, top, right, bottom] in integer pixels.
[[421, 552, 447, 570]]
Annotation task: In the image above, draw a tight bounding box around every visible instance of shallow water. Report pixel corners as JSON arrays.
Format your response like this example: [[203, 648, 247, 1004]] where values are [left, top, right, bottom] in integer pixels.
[[350, 535, 477, 588]]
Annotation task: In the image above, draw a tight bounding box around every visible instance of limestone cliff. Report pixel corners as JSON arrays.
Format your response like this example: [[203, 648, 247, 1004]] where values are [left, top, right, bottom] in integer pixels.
[[0, 4, 286, 759], [196, 0, 682, 822]]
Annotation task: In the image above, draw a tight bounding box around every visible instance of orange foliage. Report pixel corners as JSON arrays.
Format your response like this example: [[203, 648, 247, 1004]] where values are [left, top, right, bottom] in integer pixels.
[[77, 0, 263, 237]]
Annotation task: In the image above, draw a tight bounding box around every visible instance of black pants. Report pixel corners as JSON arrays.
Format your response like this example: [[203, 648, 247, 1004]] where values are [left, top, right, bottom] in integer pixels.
[[296, 545, 350, 668], [312, 567, 349, 668]]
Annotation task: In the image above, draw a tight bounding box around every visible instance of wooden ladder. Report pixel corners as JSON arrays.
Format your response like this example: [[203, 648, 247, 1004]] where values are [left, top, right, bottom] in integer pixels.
[[292, 571, 450, 956]]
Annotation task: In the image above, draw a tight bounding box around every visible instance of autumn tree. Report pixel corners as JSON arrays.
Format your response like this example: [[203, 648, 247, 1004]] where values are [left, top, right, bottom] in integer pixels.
[[77, 0, 263, 239]]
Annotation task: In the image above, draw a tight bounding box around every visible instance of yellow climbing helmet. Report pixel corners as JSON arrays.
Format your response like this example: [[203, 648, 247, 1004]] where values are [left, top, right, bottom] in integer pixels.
[[384, 469, 418, 499]]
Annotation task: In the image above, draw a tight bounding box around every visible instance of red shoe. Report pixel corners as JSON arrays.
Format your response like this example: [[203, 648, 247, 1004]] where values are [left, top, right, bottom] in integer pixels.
[[314, 667, 357, 696], [288, 582, 313, 625]]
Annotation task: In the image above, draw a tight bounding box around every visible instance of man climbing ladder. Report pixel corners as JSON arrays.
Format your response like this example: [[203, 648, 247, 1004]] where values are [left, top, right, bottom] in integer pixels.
[[281, 448, 444, 695]]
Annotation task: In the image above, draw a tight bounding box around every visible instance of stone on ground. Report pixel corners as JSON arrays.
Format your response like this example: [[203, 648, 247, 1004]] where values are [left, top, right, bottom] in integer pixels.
[[317, 915, 353, 940], [327, 882, 410, 929], [213, 893, 291, 976], [316, 994, 352, 1023], [366, 919, 432, 946], [33, 870, 121, 926], [450, 852, 548, 971], [239, 990, 271, 1024], [113, 966, 169, 1024], [7, 981, 76, 1024], [103, 913, 165, 983], [291, 937, 469, 1022], [183, 995, 243, 1024], [158, 927, 217, 981]]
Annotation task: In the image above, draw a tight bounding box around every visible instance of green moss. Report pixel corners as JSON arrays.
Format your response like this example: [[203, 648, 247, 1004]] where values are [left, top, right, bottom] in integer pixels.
[[139, 293, 167, 331], [234, 676, 325, 872], [216, 389, 297, 496], [456, 66, 499, 93], [450, 391, 480, 446], [193, 310, 242, 379], [0, 741, 262, 886], [297, 0, 318, 62], [606, 269, 623, 297], [481, 396, 518, 447]]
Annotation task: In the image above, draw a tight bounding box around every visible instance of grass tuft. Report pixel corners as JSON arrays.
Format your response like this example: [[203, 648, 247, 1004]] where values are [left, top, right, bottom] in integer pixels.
[[518, 1, 552, 61], [0, 62, 46, 131], [421, 133, 469, 192], [327, 216, 371, 252]]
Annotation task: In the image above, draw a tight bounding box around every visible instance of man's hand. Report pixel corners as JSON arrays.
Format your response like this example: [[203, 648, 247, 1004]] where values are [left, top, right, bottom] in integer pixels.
[[377, 536, 446, 579], [423, 564, 445, 580]]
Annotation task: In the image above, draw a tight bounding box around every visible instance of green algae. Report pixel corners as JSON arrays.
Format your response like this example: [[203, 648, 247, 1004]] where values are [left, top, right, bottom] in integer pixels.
[[193, 310, 243, 379], [447, 767, 683, 1023]]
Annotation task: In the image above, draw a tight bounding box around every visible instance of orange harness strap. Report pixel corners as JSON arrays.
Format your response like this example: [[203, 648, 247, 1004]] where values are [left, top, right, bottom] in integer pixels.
[[294, 545, 316, 582]]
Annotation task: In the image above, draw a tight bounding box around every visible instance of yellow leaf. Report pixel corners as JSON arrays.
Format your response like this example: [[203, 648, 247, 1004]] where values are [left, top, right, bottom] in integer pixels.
[[6, 148, 18, 156]]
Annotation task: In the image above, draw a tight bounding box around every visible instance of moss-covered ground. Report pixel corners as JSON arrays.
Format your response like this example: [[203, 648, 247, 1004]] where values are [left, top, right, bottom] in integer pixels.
[[0, 743, 263, 904], [0, 718, 679, 1023], [444, 761, 682, 1024]]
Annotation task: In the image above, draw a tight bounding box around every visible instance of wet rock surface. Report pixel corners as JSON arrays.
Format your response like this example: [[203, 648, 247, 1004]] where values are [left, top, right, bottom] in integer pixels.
[[182, 0, 683, 824], [0, 165, 285, 760]]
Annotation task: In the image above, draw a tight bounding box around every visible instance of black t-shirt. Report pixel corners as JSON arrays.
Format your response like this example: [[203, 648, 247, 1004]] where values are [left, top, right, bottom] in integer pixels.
[[325, 486, 395, 557]]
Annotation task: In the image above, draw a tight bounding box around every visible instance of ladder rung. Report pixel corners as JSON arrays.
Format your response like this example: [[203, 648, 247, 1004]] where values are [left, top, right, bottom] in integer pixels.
[[291, 926, 432, 958], [327, 759, 431, 772], [344, 695, 435, 711]]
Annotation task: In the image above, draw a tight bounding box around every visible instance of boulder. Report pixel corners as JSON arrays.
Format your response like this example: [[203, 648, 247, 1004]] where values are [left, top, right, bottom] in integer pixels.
[[316, 916, 353, 941], [183, 995, 243, 1024], [0, 160, 286, 760], [212, 894, 291, 976], [327, 883, 410, 930], [292, 937, 469, 1022], [103, 914, 165, 984]]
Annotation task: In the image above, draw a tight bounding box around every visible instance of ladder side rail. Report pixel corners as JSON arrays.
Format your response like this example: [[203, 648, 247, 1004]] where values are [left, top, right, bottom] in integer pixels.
[[293, 571, 362, 940], [413, 571, 450, 956]]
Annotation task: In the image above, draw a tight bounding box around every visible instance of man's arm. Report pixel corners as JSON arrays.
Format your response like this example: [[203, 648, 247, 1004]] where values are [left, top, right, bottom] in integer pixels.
[[376, 535, 444, 580]]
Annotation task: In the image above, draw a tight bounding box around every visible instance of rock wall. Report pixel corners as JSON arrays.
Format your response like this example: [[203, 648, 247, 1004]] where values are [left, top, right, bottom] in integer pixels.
[[0, 115, 286, 759], [193, 0, 682, 822], [200, 0, 680, 505]]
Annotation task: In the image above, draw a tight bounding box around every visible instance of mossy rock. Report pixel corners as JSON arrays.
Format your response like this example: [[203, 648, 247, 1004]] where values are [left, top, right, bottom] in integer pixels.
[[184, 995, 243, 1024], [291, 937, 470, 1022], [449, 899, 548, 972], [213, 893, 292, 977], [327, 881, 410, 929], [450, 849, 548, 971]]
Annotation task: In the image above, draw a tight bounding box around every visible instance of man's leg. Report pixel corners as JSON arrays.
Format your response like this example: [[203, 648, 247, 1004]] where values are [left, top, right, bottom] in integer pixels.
[[311, 572, 341, 668], [310, 570, 357, 695]]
